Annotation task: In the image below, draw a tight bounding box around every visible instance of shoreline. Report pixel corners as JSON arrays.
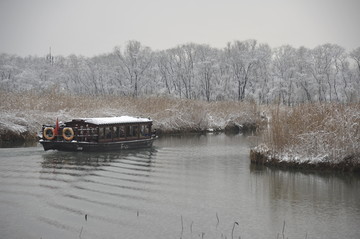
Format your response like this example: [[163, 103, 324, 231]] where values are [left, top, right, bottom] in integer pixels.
[[251, 103, 360, 173], [2, 120, 359, 173], [1, 92, 358, 173], [0, 118, 257, 145], [250, 147, 360, 173], [0, 92, 260, 145]]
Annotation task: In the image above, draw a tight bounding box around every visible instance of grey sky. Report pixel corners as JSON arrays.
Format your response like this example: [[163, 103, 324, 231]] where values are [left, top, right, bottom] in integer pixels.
[[0, 0, 359, 57]]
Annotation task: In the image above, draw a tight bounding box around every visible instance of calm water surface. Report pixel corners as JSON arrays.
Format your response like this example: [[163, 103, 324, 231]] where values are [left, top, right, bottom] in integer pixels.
[[0, 134, 359, 239]]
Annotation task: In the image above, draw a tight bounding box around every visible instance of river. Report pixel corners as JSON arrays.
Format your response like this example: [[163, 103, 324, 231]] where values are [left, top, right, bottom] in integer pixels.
[[0, 133, 359, 239]]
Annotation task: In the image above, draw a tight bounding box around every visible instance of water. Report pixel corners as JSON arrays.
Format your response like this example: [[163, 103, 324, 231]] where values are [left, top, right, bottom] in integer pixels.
[[0, 134, 359, 239]]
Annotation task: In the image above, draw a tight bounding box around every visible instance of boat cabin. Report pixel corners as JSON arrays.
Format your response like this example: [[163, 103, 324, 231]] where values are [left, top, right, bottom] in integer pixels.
[[64, 117, 153, 143], [40, 116, 156, 151]]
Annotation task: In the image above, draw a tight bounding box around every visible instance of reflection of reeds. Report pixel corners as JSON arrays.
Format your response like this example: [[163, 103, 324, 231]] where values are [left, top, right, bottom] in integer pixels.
[[79, 226, 83, 238], [231, 221, 239, 239], [282, 220, 285, 239], [276, 220, 288, 239], [180, 215, 184, 238]]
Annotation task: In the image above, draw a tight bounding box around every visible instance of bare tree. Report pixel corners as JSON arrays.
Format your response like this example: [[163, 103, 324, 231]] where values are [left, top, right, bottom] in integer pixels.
[[272, 45, 297, 105], [225, 40, 260, 101], [1, 41, 359, 104], [350, 47, 360, 81], [114, 41, 153, 97], [195, 44, 218, 102]]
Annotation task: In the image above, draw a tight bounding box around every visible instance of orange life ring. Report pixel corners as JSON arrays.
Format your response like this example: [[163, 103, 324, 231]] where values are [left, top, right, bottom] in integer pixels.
[[62, 127, 74, 141], [43, 127, 55, 140]]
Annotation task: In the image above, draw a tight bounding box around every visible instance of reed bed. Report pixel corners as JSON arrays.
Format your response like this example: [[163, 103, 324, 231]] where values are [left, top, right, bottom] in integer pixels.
[[5, 89, 358, 170], [0, 90, 260, 141], [257, 103, 360, 170]]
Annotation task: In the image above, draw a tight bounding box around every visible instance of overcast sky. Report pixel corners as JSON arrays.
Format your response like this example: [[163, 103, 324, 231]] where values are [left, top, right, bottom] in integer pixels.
[[1, 0, 359, 57]]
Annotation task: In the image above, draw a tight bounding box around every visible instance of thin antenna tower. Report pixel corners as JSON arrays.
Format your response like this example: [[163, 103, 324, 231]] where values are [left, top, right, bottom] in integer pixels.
[[47, 47, 54, 64]]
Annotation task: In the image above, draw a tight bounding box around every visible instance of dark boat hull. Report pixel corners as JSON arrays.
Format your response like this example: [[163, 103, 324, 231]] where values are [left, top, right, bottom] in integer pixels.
[[40, 137, 156, 152]]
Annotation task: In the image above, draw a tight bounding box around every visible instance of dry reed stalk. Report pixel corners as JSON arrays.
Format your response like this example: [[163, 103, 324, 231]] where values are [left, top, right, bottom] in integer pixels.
[[263, 103, 360, 163], [1, 90, 261, 139]]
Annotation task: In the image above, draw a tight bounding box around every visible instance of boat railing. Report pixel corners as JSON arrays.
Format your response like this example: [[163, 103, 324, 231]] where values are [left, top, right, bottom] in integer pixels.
[[43, 123, 154, 143]]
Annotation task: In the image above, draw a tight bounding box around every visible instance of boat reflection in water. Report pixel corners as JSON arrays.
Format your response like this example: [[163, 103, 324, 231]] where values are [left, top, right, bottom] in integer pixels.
[[40, 148, 158, 187], [41, 148, 157, 168]]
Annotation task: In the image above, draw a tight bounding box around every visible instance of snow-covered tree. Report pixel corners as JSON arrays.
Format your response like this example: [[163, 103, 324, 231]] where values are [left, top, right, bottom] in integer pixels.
[[272, 45, 297, 105], [114, 41, 153, 97], [225, 40, 263, 101], [1, 41, 359, 104], [194, 44, 218, 101]]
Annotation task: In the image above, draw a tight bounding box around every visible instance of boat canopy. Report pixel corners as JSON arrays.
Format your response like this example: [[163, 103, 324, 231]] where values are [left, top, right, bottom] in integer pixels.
[[70, 116, 152, 126]]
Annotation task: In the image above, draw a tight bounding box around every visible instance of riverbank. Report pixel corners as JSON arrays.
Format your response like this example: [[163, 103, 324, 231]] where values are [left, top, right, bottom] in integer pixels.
[[2, 91, 359, 172], [251, 103, 360, 172], [250, 144, 360, 172], [0, 90, 260, 143]]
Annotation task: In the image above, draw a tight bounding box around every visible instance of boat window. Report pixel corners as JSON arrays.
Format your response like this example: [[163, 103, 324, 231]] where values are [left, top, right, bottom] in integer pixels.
[[133, 125, 138, 137], [99, 127, 105, 139], [146, 124, 151, 136], [116, 126, 125, 138], [140, 124, 150, 137], [125, 126, 130, 137], [129, 126, 133, 137], [140, 125, 144, 136], [114, 127, 119, 138], [127, 125, 138, 137], [105, 127, 112, 139]]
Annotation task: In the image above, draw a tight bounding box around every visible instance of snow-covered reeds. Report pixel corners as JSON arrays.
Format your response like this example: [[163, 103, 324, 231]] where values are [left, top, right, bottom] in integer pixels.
[[0, 90, 260, 142], [254, 103, 360, 170]]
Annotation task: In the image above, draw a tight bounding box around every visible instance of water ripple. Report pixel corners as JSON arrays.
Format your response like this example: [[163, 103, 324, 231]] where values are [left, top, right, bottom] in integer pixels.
[[1, 135, 360, 239], [37, 216, 79, 233]]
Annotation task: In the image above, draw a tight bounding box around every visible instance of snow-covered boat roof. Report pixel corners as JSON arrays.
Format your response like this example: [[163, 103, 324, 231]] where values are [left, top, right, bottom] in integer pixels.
[[72, 116, 152, 125]]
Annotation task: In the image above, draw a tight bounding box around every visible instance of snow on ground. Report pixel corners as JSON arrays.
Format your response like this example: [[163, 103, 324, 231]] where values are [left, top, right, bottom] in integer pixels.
[[251, 103, 360, 168], [252, 144, 329, 164]]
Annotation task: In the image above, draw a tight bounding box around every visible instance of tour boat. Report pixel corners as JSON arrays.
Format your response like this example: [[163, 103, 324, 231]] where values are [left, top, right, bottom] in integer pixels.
[[39, 116, 157, 152]]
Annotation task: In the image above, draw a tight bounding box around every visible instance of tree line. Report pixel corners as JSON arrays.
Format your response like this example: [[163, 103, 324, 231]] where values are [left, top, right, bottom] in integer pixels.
[[1, 40, 360, 104]]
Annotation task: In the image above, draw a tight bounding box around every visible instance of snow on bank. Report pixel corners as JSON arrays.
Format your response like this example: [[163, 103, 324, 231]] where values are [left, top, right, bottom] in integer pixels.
[[251, 144, 329, 164], [0, 92, 261, 142], [0, 110, 66, 142], [0, 118, 27, 134], [250, 103, 360, 171], [0, 104, 259, 142], [250, 143, 360, 171]]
